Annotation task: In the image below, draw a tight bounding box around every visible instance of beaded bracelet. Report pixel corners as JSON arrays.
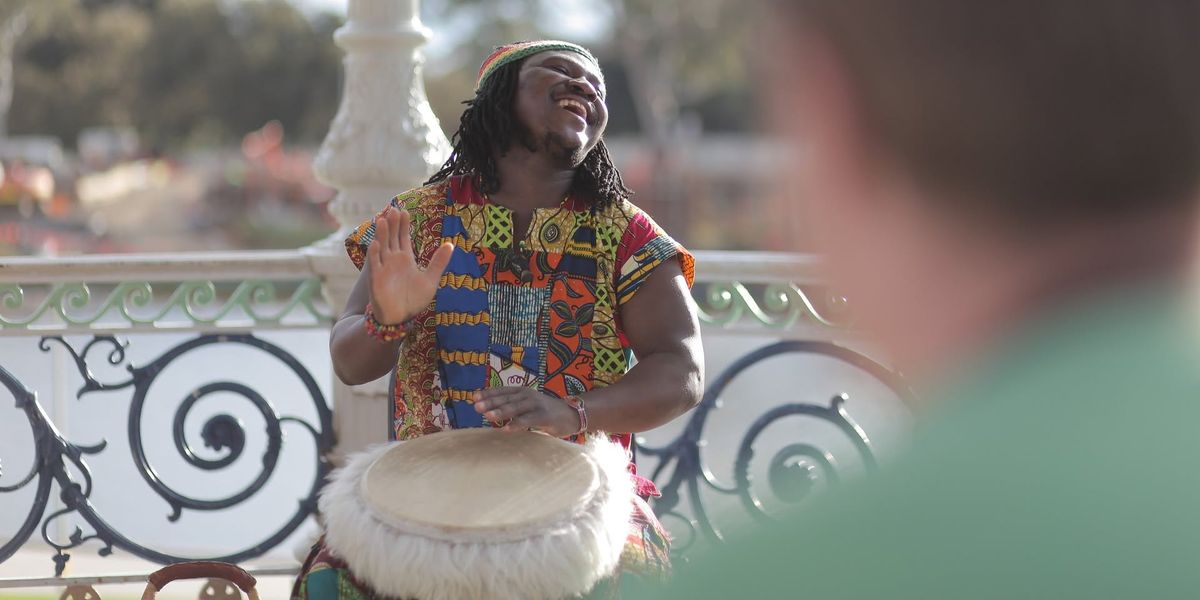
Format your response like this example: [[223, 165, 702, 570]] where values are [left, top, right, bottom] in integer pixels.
[[564, 395, 588, 436], [363, 304, 410, 343]]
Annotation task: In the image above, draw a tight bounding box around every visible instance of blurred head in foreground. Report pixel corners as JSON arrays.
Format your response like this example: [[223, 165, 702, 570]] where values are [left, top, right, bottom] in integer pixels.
[[771, 0, 1200, 384], [631, 4, 1200, 597]]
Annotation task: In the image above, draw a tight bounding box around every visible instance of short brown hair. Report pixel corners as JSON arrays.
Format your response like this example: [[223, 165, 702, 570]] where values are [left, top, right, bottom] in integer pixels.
[[778, 1, 1200, 226]]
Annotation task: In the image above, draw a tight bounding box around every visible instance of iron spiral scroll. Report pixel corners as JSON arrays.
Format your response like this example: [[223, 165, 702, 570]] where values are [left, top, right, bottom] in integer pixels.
[[0, 334, 334, 575], [637, 340, 912, 554]]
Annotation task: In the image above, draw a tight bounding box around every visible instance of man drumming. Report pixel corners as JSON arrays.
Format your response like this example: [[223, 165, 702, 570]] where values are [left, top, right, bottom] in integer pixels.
[[295, 40, 704, 598]]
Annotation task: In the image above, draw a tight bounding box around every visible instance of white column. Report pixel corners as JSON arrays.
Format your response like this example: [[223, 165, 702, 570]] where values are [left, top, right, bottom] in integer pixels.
[[306, 0, 451, 461]]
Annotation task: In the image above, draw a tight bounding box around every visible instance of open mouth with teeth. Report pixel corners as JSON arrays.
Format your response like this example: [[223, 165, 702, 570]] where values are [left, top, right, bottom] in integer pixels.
[[557, 97, 589, 122]]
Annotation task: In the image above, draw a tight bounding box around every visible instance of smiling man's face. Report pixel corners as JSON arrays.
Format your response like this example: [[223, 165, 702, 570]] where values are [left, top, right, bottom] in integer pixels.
[[511, 50, 608, 166]]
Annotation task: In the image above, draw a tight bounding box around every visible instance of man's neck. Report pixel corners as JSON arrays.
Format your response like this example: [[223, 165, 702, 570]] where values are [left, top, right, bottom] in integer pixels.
[[490, 145, 576, 211]]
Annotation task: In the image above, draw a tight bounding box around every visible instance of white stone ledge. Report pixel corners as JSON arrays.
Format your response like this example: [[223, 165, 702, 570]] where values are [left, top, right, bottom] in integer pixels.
[[0, 251, 316, 284]]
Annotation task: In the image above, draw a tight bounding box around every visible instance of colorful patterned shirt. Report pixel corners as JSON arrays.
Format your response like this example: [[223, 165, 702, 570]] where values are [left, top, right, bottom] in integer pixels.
[[345, 176, 695, 448]]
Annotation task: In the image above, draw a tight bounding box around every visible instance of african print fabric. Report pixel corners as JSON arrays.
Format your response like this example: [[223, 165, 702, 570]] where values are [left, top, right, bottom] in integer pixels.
[[344, 176, 694, 445]]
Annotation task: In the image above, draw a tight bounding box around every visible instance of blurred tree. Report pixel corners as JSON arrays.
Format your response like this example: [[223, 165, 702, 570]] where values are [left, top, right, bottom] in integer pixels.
[[223, 1, 342, 142], [4, 0, 752, 162], [135, 0, 340, 148], [0, 5, 28, 137], [607, 0, 759, 231], [611, 0, 757, 133], [79, 0, 160, 10], [6, 0, 341, 151], [132, 0, 240, 148], [9, 0, 151, 146]]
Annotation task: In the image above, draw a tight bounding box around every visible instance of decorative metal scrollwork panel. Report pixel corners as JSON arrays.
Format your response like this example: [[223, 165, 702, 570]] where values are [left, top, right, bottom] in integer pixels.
[[0, 365, 53, 568], [639, 340, 912, 555], [0, 334, 334, 575]]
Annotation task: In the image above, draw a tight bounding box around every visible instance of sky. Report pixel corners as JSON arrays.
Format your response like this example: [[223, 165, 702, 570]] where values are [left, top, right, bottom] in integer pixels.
[[285, 0, 612, 43], [290, 0, 345, 15]]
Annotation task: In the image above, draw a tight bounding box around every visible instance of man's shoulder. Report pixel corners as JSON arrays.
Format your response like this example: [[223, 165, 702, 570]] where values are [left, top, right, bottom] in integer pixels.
[[593, 198, 653, 231], [391, 180, 451, 215]]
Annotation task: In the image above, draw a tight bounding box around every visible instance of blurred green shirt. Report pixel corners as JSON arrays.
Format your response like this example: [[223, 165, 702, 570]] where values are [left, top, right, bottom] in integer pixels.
[[637, 286, 1200, 599]]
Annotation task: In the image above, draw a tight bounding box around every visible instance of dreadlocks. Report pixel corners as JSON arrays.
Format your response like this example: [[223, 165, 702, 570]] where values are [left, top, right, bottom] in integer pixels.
[[426, 59, 632, 211]]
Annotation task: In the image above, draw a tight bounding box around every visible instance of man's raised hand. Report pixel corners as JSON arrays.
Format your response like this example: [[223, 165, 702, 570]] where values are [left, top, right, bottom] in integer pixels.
[[366, 206, 454, 325]]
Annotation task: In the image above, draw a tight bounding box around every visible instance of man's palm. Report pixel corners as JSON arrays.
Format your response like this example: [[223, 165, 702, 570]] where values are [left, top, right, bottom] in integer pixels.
[[367, 207, 454, 324]]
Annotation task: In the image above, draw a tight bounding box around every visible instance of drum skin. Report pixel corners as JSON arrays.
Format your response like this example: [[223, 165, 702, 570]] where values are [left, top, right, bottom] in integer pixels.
[[319, 430, 635, 600]]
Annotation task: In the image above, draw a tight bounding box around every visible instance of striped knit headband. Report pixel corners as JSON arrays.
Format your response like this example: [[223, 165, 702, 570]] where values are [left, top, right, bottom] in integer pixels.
[[475, 40, 600, 92]]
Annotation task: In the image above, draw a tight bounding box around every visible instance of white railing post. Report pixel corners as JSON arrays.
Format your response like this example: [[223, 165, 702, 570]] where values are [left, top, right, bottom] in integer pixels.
[[306, 0, 450, 460]]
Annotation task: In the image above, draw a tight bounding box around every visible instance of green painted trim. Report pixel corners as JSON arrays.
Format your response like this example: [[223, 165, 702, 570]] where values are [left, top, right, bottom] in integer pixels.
[[0, 279, 333, 330], [1, 277, 845, 331], [693, 283, 850, 329]]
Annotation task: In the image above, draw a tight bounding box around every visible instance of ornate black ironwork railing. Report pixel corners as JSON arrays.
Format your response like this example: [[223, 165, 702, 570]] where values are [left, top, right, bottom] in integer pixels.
[[2, 334, 905, 573], [0, 334, 334, 575], [639, 340, 912, 554]]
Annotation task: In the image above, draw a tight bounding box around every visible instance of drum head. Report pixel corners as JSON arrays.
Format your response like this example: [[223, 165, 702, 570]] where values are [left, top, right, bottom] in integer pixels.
[[360, 429, 601, 534]]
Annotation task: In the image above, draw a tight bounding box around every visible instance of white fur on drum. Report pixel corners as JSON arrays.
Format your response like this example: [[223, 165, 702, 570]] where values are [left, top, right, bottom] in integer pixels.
[[319, 435, 635, 600]]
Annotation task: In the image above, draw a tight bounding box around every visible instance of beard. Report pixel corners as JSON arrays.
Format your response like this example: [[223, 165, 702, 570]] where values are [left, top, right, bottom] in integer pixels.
[[518, 125, 588, 168]]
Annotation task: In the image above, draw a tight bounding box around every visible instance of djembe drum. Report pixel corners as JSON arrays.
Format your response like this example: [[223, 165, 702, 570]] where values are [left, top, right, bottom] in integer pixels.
[[318, 428, 635, 600]]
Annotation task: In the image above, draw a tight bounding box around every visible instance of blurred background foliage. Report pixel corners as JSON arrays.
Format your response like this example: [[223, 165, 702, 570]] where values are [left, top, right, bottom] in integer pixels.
[[0, 0, 790, 255], [4, 0, 342, 148]]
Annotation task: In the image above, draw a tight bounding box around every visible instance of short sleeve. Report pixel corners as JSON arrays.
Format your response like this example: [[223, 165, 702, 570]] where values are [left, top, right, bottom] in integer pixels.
[[614, 209, 695, 305], [344, 184, 447, 271]]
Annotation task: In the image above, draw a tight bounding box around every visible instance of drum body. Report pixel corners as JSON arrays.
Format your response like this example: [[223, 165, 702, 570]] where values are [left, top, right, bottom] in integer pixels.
[[318, 429, 635, 600]]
